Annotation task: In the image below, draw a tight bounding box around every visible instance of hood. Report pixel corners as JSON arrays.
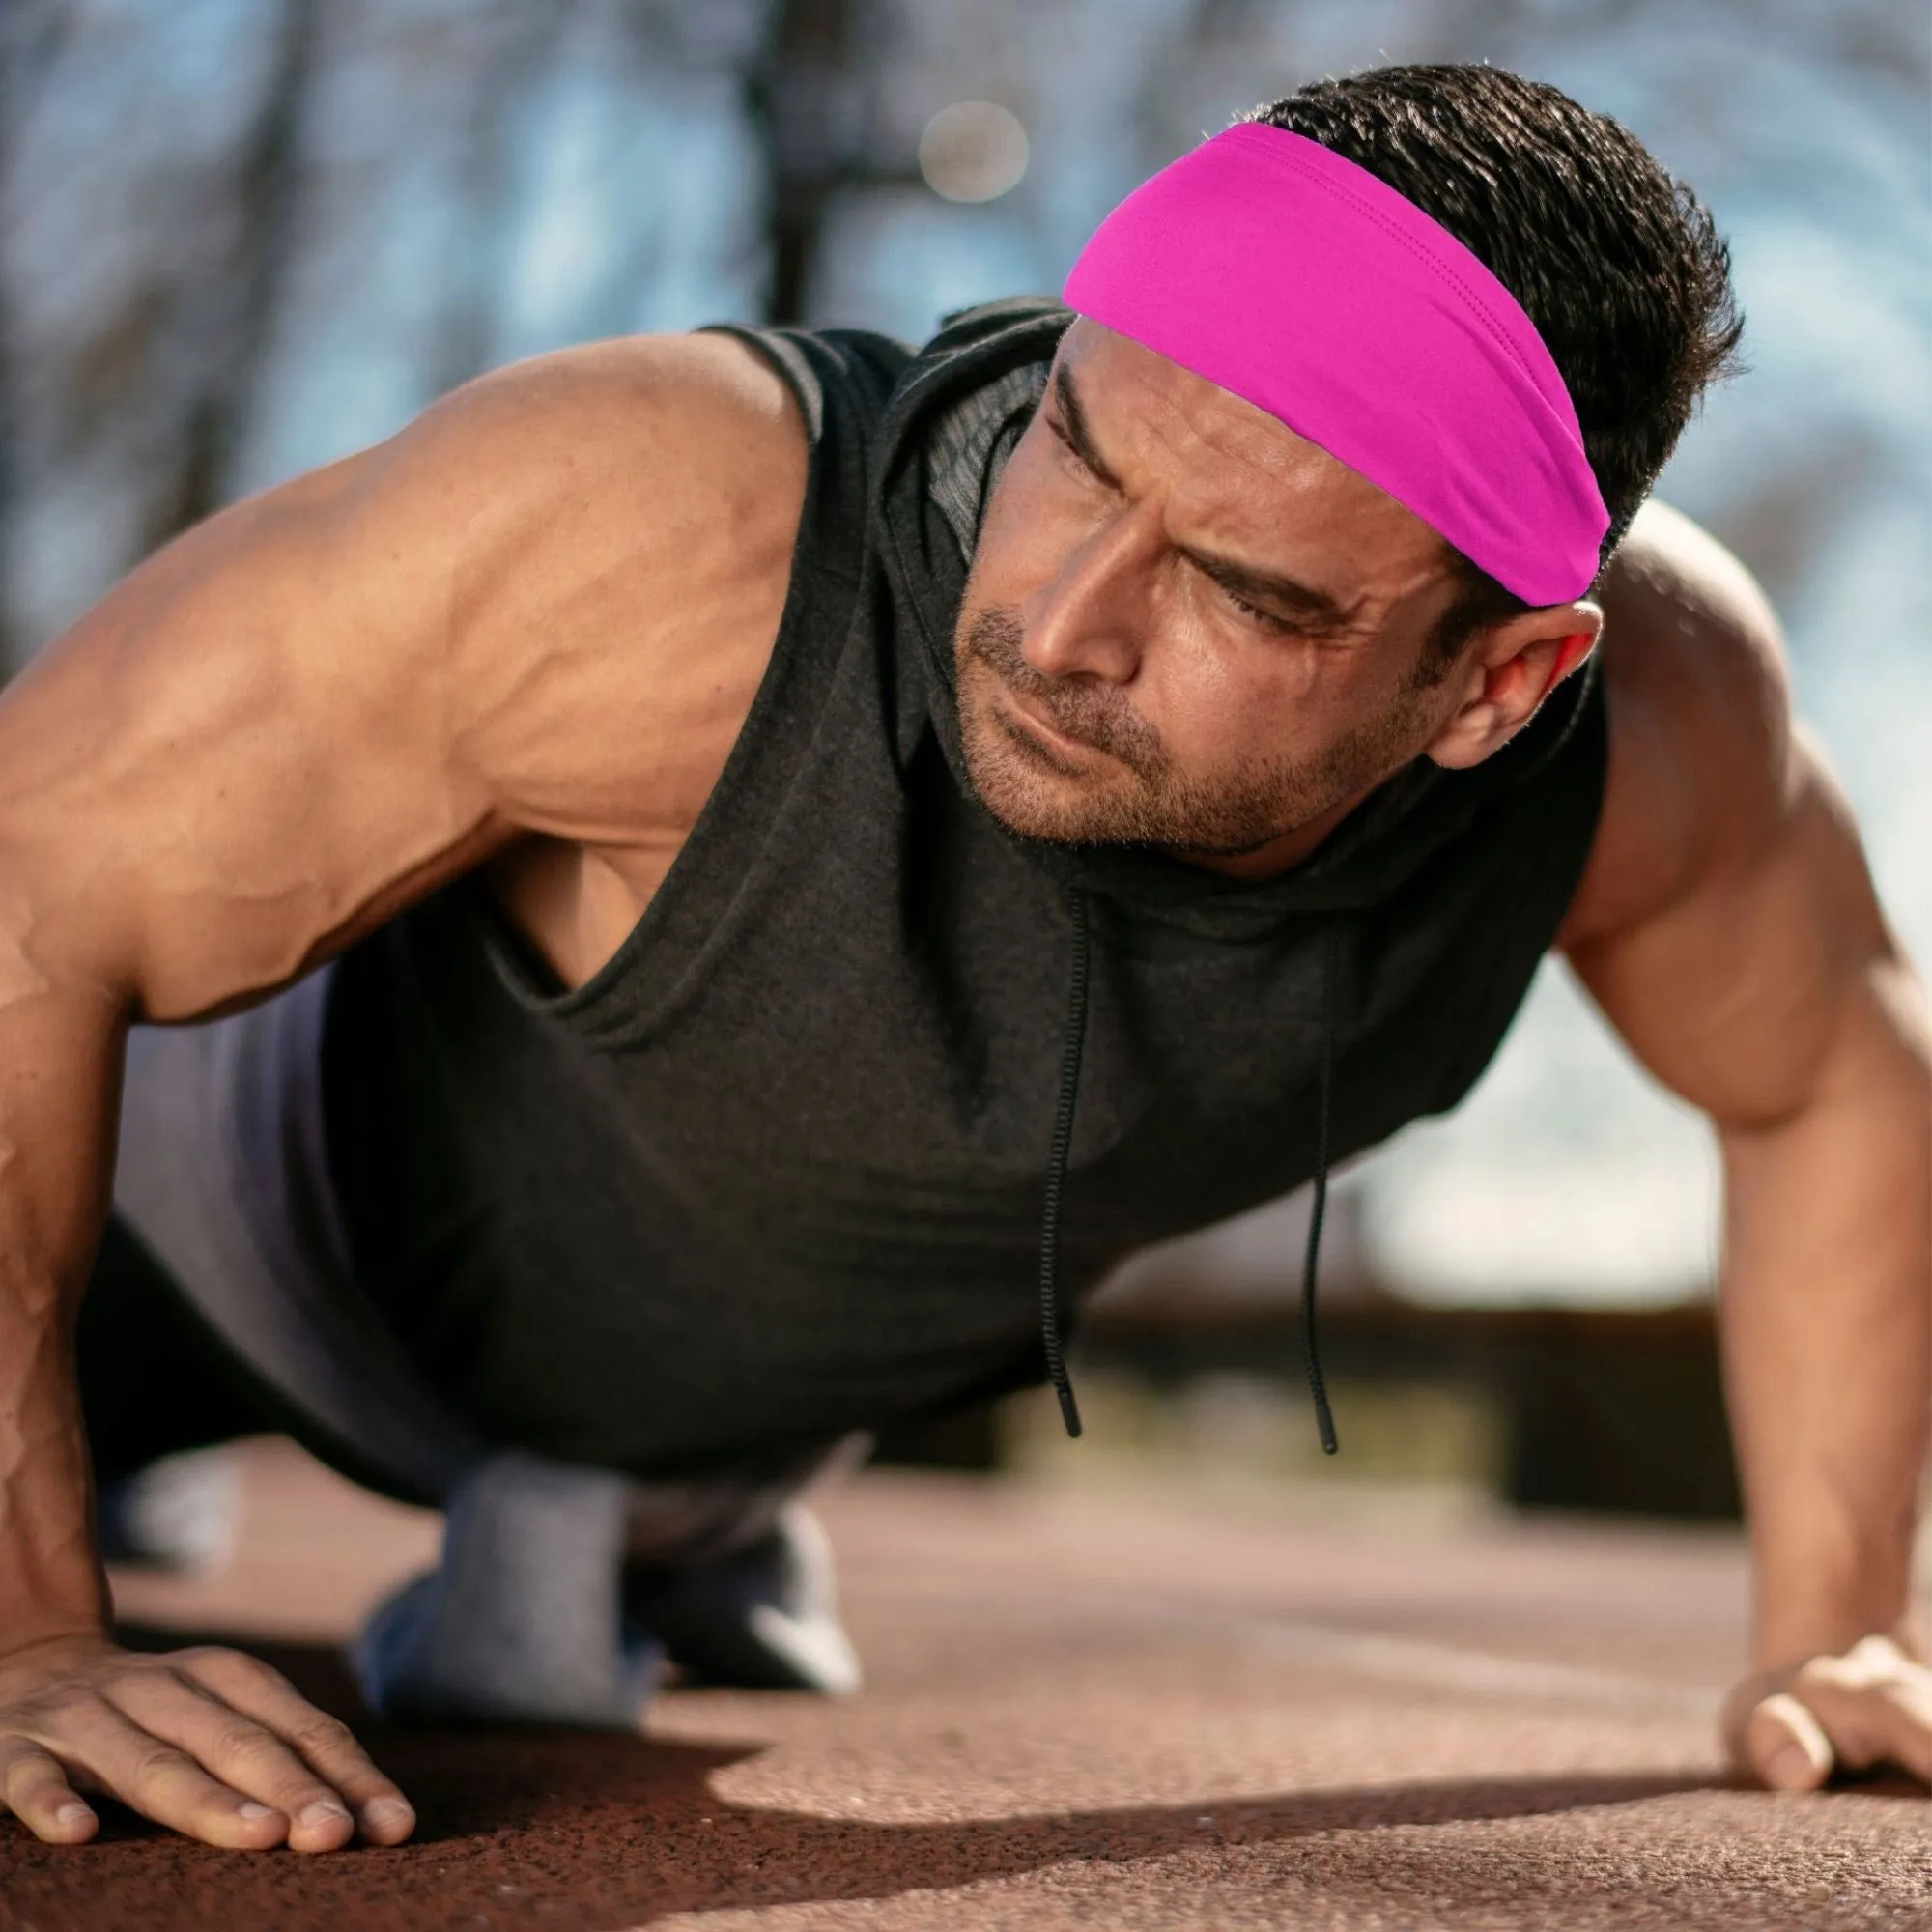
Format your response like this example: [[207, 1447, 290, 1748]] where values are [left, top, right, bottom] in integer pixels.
[[871, 298, 1601, 941]]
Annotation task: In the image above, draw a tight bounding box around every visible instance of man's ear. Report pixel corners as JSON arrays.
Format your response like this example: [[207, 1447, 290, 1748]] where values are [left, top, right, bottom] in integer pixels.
[[1426, 604, 1602, 771]]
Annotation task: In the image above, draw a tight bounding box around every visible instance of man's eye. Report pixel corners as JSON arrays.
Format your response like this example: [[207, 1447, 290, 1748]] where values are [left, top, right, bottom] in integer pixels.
[[1045, 416, 1100, 480], [1222, 586, 1299, 636]]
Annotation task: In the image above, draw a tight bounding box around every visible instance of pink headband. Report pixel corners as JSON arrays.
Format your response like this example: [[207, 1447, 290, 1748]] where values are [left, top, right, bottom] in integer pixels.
[[1062, 124, 1608, 607]]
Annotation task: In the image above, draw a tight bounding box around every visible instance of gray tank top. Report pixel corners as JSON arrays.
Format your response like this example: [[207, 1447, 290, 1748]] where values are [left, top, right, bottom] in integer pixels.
[[322, 298, 1607, 1478]]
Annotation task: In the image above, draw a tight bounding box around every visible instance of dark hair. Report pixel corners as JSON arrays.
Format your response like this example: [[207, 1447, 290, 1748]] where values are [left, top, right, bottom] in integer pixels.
[[1244, 65, 1747, 668]]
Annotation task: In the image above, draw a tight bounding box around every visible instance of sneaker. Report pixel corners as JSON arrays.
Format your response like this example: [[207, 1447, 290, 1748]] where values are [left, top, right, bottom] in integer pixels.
[[96, 1445, 241, 1573]]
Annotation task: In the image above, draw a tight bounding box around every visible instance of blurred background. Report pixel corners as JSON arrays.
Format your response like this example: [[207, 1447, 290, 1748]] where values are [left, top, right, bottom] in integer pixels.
[[3, 0, 1925, 1520]]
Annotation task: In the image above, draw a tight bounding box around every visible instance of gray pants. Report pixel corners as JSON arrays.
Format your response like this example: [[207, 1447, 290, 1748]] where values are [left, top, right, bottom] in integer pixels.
[[111, 970, 861, 1724]]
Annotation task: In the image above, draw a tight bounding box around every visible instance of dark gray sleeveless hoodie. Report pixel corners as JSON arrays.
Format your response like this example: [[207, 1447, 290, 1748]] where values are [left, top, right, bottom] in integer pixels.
[[322, 298, 1607, 1479]]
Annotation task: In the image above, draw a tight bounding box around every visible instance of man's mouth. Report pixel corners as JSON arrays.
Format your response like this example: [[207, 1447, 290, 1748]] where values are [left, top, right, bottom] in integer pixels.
[[993, 684, 1102, 766]]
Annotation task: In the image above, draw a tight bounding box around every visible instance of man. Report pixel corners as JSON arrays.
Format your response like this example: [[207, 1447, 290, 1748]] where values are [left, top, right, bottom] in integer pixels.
[[0, 63, 1927, 1856]]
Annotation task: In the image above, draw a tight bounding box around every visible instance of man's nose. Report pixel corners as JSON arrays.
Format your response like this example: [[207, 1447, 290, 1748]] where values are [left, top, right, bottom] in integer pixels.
[[1018, 503, 1156, 685]]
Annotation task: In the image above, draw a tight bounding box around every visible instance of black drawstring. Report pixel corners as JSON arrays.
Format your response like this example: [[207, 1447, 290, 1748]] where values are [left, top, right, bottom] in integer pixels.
[[1037, 892, 1336, 1453], [1301, 925, 1340, 1455], [1038, 888, 1090, 1437]]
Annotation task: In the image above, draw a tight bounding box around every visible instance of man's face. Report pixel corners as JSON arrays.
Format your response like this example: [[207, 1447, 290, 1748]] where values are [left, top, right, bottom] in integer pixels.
[[954, 321, 1479, 873]]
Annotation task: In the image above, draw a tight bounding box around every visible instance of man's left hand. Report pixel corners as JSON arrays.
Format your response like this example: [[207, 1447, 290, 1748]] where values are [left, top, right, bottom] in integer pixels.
[[1724, 1634, 1932, 1791]]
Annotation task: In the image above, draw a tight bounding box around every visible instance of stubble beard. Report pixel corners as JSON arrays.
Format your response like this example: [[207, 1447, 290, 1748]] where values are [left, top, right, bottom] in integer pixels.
[[953, 604, 1431, 859]]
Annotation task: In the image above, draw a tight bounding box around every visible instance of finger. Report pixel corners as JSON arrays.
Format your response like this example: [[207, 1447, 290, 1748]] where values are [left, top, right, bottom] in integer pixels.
[[1865, 1690, 1932, 1785], [104, 1667, 358, 1854], [176, 1648, 414, 1844], [1799, 1669, 1932, 1785], [0, 1739, 99, 1845], [21, 1690, 290, 1851], [1745, 1690, 1834, 1792]]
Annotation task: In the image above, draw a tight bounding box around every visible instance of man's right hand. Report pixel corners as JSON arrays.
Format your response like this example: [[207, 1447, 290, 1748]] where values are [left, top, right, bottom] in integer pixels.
[[0, 1634, 415, 1851]]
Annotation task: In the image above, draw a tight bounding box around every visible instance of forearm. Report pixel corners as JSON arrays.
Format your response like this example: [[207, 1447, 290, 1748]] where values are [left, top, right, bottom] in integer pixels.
[[0, 972, 127, 1648], [1719, 962, 1932, 1669]]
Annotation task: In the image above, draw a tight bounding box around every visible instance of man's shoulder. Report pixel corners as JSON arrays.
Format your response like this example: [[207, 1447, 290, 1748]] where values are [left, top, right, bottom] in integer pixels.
[[402, 329, 808, 557], [383, 329, 809, 778], [1558, 498, 1795, 948], [446, 328, 802, 437]]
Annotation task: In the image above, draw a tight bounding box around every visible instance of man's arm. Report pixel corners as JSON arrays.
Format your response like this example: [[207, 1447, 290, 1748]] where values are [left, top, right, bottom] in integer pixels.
[[1559, 500, 1932, 1787], [0, 331, 804, 1850]]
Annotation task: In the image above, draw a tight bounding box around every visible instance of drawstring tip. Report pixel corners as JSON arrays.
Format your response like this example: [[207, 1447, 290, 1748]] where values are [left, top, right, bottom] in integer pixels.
[[1054, 1379, 1083, 1438], [1038, 888, 1091, 1449], [1300, 922, 1344, 1463]]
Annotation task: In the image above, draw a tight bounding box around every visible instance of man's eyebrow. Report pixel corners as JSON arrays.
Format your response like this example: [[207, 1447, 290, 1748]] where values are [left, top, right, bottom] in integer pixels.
[[1048, 365, 1125, 492], [1180, 547, 1359, 631]]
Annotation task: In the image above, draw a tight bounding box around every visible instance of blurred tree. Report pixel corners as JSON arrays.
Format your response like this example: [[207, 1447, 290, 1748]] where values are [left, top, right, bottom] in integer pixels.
[[749, 0, 857, 325], [158, 0, 320, 540], [422, 5, 572, 401], [1, 0, 322, 660], [0, 0, 66, 670], [747, 0, 922, 325]]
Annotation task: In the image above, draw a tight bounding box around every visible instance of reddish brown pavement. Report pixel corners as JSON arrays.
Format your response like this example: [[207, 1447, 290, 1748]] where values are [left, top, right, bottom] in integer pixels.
[[3, 1437, 1926, 1931]]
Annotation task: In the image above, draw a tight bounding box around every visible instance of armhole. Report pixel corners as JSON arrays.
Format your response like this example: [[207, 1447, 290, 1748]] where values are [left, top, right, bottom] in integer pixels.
[[476, 325, 860, 1039], [697, 323, 828, 447]]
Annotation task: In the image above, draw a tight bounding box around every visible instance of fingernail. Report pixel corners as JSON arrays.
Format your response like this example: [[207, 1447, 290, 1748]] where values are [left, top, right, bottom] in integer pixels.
[[364, 1797, 413, 1829], [237, 1801, 278, 1821], [54, 1802, 93, 1829], [1766, 1743, 1815, 1787], [297, 1800, 352, 1831]]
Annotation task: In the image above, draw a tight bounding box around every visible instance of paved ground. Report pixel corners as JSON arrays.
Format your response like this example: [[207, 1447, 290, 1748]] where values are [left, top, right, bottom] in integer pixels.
[[1, 1438, 1926, 1930]]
